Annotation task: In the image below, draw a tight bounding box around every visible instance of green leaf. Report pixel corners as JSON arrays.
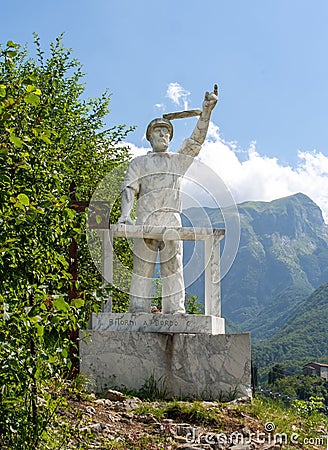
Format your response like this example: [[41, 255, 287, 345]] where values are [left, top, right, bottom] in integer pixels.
[[71, 298, 84, 309], [35, 323, 44, 337], [26, 85, 41, 95], [24, 92, 40, 106], [26, 84, 36, 93], [17, 193, 30, 206], [39, 133, 51, 144], [0, 84, 6, 97], [6, 40, 18, 48], [9, 134, 24, 148], [53, 297, 70, 312], [0, 174, 11, 184]]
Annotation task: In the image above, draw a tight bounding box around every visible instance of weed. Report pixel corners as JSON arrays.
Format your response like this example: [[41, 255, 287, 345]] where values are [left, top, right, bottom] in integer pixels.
[[165, 400, 220, 426]]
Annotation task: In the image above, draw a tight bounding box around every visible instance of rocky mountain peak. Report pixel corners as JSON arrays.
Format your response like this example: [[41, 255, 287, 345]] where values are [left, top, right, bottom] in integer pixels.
[[239, 193, 325, 239]]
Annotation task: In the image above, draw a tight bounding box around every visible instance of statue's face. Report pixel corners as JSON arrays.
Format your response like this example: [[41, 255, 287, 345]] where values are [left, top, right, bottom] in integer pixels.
[[149, 126, 170, 152]]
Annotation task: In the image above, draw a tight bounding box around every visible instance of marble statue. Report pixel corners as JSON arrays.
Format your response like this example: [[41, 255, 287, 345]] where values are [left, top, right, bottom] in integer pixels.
[[118, 85, 218, 314]]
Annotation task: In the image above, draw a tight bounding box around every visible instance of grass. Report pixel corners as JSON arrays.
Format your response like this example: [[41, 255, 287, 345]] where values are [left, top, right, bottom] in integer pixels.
[[242, 395, 328, 446], [135, 399, 221, 426]]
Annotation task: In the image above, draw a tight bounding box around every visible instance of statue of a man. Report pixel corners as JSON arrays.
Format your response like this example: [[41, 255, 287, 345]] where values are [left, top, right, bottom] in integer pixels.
[[118, 86, 218, 314]]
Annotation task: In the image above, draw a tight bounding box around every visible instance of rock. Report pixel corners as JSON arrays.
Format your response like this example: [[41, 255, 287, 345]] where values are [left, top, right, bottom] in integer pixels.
[[123, 397, 142, 411], [101, 428, 115, 440], [121, 412, 133, 419], [210, 445, 226, 450], [229, 445, 252, 450], [113, 397, 142, 412], [228, 396, 252, 405], [174, 435, 191, 444], [106, 389, 126, 402], [202, 401, 218, 407], [136, 413, 159, 424], [85, 405, 96, 415], [176, 445, 211, 450], [162, 418, 174, 424], [176, 423, 196, 437], [88, 422, 102, 432], [94, 398, 105, 405], [259, 445, 281, 450], [239, 426, 252, 436], [120, 418, 132, 424]]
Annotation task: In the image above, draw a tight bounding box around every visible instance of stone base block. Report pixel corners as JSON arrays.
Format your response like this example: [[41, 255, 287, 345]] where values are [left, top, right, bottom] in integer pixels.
[[91, 313, 225, 334], [80, 331, 251, 400]]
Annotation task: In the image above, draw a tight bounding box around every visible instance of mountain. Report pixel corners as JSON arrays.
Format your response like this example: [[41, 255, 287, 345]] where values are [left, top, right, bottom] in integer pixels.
[[183, 193, 328, 340], [252, 282, 328, 373]]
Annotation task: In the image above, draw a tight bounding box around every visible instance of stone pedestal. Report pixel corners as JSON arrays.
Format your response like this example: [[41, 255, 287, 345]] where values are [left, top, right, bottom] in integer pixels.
[[79, 330, 251, 400]]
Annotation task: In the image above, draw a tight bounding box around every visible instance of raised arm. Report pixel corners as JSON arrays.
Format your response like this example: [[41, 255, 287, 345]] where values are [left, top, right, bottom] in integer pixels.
[[191, 84, 218, 144], [178, 85, 218, 157]]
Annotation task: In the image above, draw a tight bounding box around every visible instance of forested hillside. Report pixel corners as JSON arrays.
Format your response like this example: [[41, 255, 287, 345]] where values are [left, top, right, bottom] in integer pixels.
[[252, 282, 328, 373]]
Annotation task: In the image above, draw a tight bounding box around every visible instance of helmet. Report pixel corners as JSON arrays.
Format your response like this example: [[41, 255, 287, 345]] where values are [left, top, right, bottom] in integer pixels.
[[146, 118, 173, 142]]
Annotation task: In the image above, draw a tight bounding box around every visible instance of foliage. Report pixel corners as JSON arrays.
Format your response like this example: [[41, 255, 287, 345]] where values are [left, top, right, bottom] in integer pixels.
[[0, 35, 132, 448], [270, 374, 328, 405], [248, 395, 328, 444], [137, 373, 169, 401], [268, 364, 285, 385], [185, 293, 203, 314], [292, 396, 326, 417], [253, 282, 328, 375], [136, 399, 221, 426], [163, 400, 220, 426]]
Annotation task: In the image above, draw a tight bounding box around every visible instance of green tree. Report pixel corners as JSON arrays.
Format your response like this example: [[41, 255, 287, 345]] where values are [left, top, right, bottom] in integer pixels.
[[0, 35, 132, 448], [268, 364, 286, 385], [273, 375, 328, 404]]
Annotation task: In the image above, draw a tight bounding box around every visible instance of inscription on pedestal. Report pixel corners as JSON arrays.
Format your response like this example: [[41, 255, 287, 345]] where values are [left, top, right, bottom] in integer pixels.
[[91, 313, 225, 335]]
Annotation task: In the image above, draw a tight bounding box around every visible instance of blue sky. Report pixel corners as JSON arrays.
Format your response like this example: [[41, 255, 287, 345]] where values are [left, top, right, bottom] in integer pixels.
[[2, 0, 328, 218]]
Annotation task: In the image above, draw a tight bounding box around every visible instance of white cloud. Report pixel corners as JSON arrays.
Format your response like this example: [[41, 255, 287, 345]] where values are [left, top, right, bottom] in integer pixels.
[[126, 142, 149, 158], [198, 124, 328, 222], [154, 103, 164, 110], [166, 82, 190, 110]]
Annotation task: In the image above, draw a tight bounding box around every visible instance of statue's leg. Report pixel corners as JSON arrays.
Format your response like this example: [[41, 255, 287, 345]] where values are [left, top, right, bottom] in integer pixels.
[[128, 238, 158, 313], [160, 240, 186, 314]]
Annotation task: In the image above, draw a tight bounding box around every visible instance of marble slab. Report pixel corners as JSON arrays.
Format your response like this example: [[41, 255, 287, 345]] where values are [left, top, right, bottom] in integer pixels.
[[91, 313, 225, 334], [108, 224, 225, 241], [79, 331, 252, 400]]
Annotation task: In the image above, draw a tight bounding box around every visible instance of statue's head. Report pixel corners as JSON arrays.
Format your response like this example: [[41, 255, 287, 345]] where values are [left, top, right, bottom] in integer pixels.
[[146, 118, 173, 152]]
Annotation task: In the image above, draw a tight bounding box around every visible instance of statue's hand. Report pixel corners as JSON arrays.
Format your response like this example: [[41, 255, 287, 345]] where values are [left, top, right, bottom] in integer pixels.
[[203, 84, 219, 113], [117, 215, 135, 225]]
